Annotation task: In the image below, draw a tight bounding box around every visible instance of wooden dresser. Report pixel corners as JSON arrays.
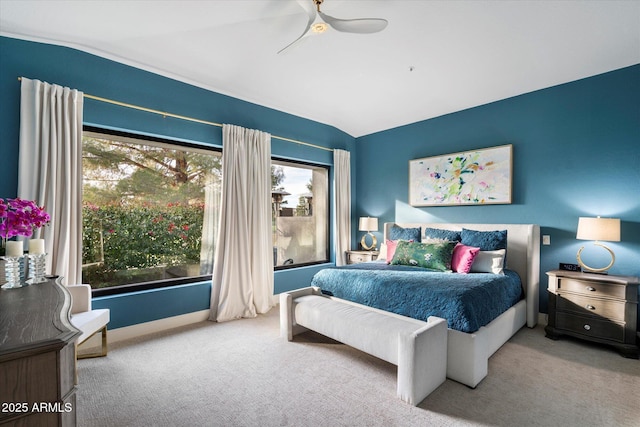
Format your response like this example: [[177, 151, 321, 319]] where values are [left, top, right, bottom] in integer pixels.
[[0, 278, 80, 426], [545, 270, 639, 358]]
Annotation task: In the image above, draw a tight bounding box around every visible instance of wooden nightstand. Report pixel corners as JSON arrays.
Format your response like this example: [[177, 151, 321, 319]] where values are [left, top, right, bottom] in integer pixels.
[[346, 250, 379, 265], [545, 270, 639, 358]]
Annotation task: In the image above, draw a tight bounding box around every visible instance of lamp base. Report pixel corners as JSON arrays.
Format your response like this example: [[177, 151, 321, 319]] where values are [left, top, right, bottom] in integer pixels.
[[581, 270, 609, 275], [577, 242, 615, 274], [360, 232, 377, 251]]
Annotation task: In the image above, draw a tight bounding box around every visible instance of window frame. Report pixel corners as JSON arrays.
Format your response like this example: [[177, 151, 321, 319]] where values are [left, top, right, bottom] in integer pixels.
[[83, 126, 220, 297], [271, 156, 331, 271], [82, 128, 332, 295]]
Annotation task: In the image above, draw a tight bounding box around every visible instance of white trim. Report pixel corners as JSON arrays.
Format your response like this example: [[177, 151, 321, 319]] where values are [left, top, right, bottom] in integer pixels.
[[538, 312, 548, 326], [109, 310, 210, 345]]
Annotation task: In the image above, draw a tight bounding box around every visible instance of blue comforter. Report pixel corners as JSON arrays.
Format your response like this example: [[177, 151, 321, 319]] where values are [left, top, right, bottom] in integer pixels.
[[311, 262, 523, 333]]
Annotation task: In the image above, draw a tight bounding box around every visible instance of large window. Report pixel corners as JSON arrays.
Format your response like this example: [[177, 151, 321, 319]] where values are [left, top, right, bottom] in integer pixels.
[[82, 130, 222, 293], [271, 160, 329, 269], [82, 129, 329, 294]]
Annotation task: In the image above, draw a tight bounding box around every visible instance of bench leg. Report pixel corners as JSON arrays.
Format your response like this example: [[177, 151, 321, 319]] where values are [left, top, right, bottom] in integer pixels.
[[397, 317, 448, 406], [280, 287, 322, 340]]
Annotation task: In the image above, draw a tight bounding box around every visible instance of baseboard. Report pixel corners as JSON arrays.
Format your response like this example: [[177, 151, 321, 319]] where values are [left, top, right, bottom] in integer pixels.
[[79, 309, 211, 351], [538, 313, 547, 326]]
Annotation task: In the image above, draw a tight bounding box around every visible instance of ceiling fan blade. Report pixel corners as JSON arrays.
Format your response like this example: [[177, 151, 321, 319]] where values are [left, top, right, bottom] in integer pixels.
[[278, 25, 313, 55], [318, 12, 388, 34], [278, 0, 318, 54], [295, 0, 317, 21]]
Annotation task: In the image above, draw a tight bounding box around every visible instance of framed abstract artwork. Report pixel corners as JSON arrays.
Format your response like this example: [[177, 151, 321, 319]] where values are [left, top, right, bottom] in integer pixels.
[[409, 144, 512, 206]]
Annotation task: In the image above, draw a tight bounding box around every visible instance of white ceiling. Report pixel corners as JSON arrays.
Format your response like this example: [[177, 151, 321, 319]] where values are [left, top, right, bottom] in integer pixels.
[[1, 0, 638, 137]]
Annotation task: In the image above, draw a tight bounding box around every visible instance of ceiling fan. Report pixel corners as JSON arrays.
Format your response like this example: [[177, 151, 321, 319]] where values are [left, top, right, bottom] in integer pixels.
[[278, 0, 388, 54]]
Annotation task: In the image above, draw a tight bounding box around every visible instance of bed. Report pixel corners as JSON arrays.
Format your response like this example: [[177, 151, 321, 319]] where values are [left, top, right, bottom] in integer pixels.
[[312, 222, 540, 388]]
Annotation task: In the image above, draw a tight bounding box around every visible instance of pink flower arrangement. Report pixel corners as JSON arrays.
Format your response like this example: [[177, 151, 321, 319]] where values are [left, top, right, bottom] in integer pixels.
[[0, 198, 51, 239]]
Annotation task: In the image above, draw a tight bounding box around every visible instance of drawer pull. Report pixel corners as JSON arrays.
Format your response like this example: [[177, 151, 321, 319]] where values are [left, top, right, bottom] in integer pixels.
[[583, 324, 591, 331], [585, 286, 596, 292], [585, 304, 596, 310]]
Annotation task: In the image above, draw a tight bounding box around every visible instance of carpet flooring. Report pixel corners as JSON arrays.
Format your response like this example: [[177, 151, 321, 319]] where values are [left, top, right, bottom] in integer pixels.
[[76, 307, 640, 427]]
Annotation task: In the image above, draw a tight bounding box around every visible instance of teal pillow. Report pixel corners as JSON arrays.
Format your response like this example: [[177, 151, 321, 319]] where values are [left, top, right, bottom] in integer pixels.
[[461, 228, 508, 266], [461, 228, 507, 251], [390, 240, 456, 271], [389, 225, 422, 242]]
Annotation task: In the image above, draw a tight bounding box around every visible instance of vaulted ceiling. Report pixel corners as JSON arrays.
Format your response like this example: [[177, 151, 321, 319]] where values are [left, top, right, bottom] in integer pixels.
[[1, 0, 638, 137]]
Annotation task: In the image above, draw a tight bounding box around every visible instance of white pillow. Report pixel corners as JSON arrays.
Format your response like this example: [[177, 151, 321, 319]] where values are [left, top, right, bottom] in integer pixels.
[[470, 249, 506, 275], [378, 242, 387, 262], [423, 237, 453, 243]]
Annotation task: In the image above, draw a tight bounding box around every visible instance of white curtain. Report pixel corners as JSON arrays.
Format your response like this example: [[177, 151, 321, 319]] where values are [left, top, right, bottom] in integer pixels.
[[209, 124, 274, 322], [200, 176, 221, 275], [18, 78, 84, 285], [334, 149, 351, 266]]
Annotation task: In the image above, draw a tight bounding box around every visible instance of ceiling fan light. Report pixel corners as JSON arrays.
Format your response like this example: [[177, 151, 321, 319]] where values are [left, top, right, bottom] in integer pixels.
[[312, 22, 328, 34]]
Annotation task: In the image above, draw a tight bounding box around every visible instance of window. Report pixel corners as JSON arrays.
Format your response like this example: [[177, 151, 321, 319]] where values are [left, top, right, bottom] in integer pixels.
[[271, 159, 329, 269], [82, 129, 221, 294], [82, 129, 330, 294]]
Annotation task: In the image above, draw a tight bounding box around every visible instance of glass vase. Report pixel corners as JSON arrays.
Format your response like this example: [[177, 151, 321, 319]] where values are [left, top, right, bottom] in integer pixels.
[[27, 253, 48, 284], [1, 256, 24, 289]]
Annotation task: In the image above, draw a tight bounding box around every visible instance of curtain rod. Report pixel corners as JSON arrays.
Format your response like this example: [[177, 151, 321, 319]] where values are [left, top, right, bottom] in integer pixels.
[[17, 77, 333, 152]]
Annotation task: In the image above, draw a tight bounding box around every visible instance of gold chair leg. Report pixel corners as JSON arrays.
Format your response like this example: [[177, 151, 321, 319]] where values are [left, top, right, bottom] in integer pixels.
[[101, 325, 108, 357], [77, 326, 109, 359]]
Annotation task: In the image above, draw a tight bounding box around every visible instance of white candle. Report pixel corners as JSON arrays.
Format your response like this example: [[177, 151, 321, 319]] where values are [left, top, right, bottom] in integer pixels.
[[6, 241, 24, 257], [29, 238, 45, 255]]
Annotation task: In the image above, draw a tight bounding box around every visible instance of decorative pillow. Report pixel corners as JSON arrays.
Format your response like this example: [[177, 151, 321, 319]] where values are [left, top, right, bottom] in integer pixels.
[[384, 239, 413, 264], [389, 225, 421, 242], [461, 228, 507, 265], [470, 249, 506, 275], [390, 240, 456, 271], [461, 228, 507, 251], [423, 237, 451, 243], [424, 227, 462, 242], [378, 242, 387, 261], [451, 243, 480, 274]]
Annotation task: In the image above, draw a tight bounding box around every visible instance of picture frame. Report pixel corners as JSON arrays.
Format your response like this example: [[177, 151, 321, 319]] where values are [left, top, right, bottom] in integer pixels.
[[409, 144, 512, 207]]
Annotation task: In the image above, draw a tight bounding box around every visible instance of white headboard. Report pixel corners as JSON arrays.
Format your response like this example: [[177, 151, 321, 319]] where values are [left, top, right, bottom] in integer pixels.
[[384, 223, 540, 327]]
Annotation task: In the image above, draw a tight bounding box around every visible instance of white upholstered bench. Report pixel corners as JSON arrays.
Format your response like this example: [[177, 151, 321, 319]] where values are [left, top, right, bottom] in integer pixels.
[[280, 286, 447, 406]]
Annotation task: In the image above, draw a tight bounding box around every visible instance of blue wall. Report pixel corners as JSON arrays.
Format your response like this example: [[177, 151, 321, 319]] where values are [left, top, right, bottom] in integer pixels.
[[354, 65, 640, 314], [0, 36, 356, 328], [2, 35, 638, 328]]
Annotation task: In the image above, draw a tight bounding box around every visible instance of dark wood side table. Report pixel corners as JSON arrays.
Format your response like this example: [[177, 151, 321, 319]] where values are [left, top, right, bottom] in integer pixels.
[[545, 269, 639, 358], [0, 278, 81, 426]]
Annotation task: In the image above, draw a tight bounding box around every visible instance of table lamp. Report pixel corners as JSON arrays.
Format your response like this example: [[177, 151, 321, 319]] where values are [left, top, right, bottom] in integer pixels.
[[359, 217, 378, 251], [576, 216, 620, 273]]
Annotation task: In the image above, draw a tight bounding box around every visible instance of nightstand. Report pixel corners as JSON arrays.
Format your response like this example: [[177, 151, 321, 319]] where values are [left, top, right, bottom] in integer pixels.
[[545, 270, 639, 358], [346, 250, 379, 265]]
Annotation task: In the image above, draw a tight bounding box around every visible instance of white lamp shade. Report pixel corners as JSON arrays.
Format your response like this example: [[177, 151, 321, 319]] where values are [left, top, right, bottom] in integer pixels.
[[358, 217, 378, 232], [576, 217, 620, 242]]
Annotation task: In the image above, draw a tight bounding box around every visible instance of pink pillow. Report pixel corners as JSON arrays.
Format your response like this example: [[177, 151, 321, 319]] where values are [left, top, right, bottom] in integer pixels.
[[385, 239, 413, 264], [451, 243, 480, 273]]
